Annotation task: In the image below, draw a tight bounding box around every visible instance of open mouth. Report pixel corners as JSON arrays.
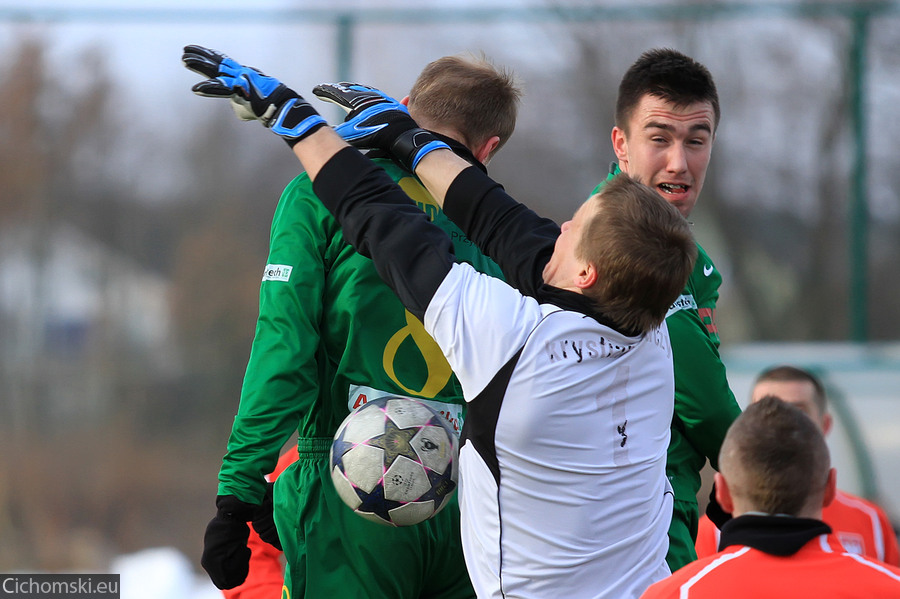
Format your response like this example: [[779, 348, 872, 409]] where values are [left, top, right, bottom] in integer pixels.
[[658, 183, 689, 195]]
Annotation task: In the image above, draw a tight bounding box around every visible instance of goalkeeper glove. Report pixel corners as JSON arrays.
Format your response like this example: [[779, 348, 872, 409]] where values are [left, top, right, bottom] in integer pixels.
[[182, 44, 326, 147], [313, 82, 449, 171]]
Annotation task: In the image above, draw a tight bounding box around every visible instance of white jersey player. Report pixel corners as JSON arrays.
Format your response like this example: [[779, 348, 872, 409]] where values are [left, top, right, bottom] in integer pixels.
[[185, 53, 696, 598]]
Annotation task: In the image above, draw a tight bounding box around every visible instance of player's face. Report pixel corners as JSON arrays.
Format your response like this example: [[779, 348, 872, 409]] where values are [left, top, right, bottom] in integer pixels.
[[751, 380, 826, 430], [612, 94, 715, 218], [542, 198, 597, 290]]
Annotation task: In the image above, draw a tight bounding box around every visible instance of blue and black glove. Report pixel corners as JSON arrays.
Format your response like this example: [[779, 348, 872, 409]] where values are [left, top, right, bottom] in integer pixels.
[[313, 82, 449, 172], [182, 45, 326, 147]]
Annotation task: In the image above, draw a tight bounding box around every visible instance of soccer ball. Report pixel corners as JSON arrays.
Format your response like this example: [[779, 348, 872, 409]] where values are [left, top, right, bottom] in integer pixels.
[[330, 397, 459, 527]]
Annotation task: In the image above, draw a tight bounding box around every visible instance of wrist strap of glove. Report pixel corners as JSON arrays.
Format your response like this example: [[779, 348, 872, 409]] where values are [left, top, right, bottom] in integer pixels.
[[270, 98, 327, 147], [390, 128, 451, 172]]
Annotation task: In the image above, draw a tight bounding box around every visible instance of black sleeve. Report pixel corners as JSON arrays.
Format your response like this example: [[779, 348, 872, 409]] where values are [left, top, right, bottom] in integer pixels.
[[442, 165, 560, 297], [312, 147, 455, 321]]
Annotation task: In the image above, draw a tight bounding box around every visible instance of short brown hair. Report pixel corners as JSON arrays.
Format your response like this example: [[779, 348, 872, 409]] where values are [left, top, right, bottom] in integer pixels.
[[578, 174, 696, 334], [755, 365, 828, 415], [720, 396, 831, 516], [616, 48, 720, 134], [408, 54, 521, 157]]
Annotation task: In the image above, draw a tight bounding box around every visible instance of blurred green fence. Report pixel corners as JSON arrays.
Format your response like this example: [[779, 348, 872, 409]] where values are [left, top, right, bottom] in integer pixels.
[[4, 1, 898, 342]]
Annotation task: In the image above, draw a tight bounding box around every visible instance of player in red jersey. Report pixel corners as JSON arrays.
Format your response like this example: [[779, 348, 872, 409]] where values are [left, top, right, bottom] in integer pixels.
[[695, 365, 899, 566], [643, 396, 900, 598]]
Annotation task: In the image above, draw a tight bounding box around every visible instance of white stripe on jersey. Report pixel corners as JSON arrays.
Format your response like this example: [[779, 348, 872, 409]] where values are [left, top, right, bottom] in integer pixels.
[[834, 491, 888, 561], [679, 547, 752, 598]]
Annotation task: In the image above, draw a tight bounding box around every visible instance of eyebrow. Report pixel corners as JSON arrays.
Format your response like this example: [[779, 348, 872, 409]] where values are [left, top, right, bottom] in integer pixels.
[[645, 121, 712, 134]]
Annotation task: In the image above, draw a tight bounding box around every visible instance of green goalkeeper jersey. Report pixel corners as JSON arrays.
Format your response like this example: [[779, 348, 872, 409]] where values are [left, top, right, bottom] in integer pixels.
[[218, 156, 503, 503], [593, 167, 742, 567]]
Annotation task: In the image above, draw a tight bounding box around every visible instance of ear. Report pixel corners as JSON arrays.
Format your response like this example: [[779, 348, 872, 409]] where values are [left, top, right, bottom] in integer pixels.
[[473, 135, 501, 165], [400, 95, 410, 107], [822, 468, 837, 508], [714, 472, 735, 515], [821, 412, 834, 436], [611, 126, 628, 168], [573, 261, 598, 291]]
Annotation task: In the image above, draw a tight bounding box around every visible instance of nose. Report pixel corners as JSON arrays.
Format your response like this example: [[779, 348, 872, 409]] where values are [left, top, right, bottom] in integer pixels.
[[666, 144, 688, 174], [561, 220, 572, 232]]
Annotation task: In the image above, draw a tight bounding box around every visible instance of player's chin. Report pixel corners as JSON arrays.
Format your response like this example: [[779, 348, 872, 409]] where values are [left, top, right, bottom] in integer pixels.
[[656, 189, 694, 217], [541, 263, 556, 287]]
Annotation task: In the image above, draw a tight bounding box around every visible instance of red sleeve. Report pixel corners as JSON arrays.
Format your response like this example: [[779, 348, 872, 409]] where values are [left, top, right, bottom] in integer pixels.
[[694, 514, 721, 558]]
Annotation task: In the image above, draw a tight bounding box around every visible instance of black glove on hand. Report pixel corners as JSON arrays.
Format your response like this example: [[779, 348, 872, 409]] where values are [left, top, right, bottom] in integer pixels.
[[200, 495, 256, 589], [182, 45, 326, 146], [252, 482, 282, 551], [313, 82, 449, 172]]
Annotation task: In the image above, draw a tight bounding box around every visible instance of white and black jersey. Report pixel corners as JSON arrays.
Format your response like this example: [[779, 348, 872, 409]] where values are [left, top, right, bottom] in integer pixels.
[[315, 148, 674, 599]]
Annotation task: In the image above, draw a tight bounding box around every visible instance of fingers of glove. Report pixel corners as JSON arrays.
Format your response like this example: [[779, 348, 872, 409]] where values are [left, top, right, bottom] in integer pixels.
[[311, 85, 351, 113], [312, 82, 370, 112], [181, 45, 244, 79], [191, 78, 245, 99], [181, 45, 226, 77], [201, 517, 251, 590], [184, 46, 275, 105], [312, 82, 402, 117], [192, 74, 280, 123]]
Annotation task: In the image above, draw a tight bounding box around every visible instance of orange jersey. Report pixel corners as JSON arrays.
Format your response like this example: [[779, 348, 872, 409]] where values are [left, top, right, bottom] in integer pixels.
[[222, 449, 299, 599], [646, 529, 900, 598], [696, 489, 900, 566]]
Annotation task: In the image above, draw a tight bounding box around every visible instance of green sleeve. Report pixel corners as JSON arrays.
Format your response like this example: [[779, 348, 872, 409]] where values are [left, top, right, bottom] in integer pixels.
[[666, 306, 742, 471], [217, 173, 334, 503]]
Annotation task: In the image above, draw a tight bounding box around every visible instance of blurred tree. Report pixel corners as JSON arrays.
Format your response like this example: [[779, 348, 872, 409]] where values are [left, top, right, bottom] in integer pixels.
[[705, 36, 852, 340], [167, 112, 300, 434], [0, 35, 299, 572]]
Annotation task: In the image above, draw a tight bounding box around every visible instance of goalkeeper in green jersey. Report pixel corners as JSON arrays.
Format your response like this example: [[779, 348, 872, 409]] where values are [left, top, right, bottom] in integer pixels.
[[590, 48, 743, 571], [184, 46, 521, 599]]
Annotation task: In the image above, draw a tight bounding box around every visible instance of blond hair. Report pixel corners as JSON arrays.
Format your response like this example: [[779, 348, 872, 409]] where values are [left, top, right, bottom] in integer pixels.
[[408, 54, 521, 158]]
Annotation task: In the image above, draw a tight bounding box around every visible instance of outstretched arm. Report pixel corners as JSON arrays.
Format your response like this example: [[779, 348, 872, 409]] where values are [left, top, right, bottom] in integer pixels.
[[183, 45, 459, 320], [293, 117, 469, 198], [290, 126, 349, 181], [315, 82, 559, 293]]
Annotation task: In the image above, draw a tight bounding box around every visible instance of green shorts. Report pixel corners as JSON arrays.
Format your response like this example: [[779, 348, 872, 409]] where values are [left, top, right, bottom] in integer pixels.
[[273, 438, 475, 599], [666, 498, 699, 572]]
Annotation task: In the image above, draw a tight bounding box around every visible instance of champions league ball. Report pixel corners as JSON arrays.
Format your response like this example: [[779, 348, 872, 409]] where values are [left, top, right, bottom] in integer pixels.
[[330, 397, 459, 527]]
